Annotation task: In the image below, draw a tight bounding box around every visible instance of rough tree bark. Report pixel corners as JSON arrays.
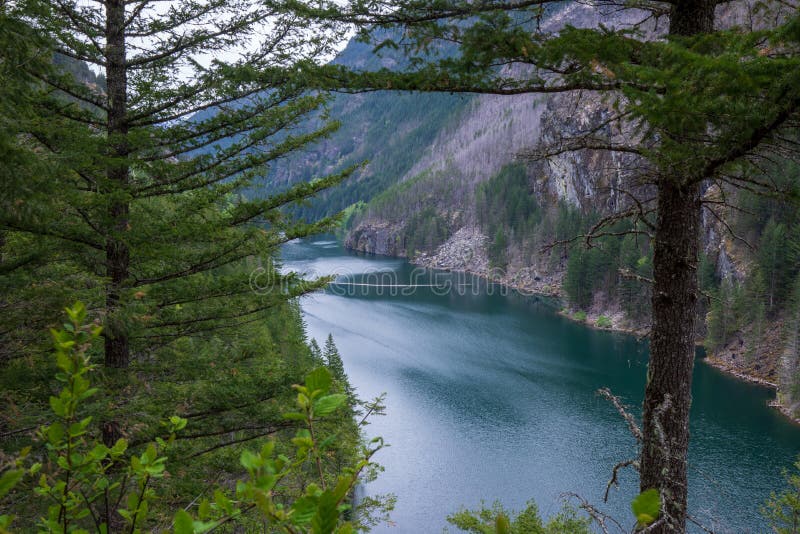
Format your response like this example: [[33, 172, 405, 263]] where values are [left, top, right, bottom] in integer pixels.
[[641, 179, 702, 532], [639, 2, 716, 532], [103, 0, 130, 368]]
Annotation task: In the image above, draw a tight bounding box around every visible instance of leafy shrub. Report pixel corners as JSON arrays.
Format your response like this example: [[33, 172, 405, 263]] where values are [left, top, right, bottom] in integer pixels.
[[596, 316, 612, 329], [763, 458, 800, 533], [572, 311, 587, 323], [447, 500, 590, 534], [0, 303, 385, 534]]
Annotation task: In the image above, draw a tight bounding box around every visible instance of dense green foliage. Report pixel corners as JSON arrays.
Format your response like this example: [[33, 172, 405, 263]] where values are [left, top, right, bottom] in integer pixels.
[[0, 304, 385, 533], [472, 164, 654, 320], [764, 459, 800, 534], [403, 207, 451, 258], [324, 334, 356, 403], [345, 167, 459, 258], [705, 177, 800, 357], [4, 0, 800, 533], [561, 228, 653, 319], [476, 164, 541, 240], [446, 501, 590, 534], [0, 0, 350, 368], [776, 271, 800, 417], [0, 5, 391, 530], [476, 164, 540, 269]]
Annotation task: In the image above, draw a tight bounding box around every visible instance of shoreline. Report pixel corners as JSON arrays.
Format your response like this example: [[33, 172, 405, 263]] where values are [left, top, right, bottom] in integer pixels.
[[341, 241, 798, 424], [400, 248, 797, 424], [703, 354, 779, 389]]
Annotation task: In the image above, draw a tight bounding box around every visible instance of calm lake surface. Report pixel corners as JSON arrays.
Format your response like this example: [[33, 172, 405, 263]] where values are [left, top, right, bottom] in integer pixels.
[[282, 237, 800, 533]]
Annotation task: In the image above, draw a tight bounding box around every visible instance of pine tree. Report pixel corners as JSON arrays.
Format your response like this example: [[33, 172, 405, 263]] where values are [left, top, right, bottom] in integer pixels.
[[759, 218, 791, 314], [564, 244, 591, 310], [618, 234, 652, 321], [697, 252, 719, 294], [0, 7, 102, 360], [1, 1, 352, 367], [323, 334, 345, 380], [489, 227, 508, 269], [323, 333, 353, 400], [309, 338, 324, 363], [744, 269, 768, 361], [780, 275, 800, 417]]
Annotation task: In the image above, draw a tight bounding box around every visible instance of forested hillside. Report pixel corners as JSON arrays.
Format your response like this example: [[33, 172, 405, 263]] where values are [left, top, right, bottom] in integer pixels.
[[0, 2, 390, 531], [260, 31, 472, 221], [266, 2, 800, 419]]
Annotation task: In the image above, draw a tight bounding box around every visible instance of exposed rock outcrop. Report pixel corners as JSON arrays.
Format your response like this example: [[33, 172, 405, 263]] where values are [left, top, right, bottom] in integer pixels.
[[336, 1, 795, 418], [413, 227, 489, 273], [344, 222, 405, 256]]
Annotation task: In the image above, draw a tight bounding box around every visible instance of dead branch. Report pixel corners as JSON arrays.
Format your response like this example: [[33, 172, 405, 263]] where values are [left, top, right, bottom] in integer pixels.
[[597, 388, 643, 443], [618, 268, 654, 286], [561, 492, 626, 534], [702, 203, 755, 251], [604, 458, 640, 503]]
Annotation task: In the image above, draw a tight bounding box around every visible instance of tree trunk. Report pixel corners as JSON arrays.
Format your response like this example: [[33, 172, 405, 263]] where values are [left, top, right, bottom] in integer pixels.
[[104, 0, 130, 368], [640, 180, 700, 532], [668, 0, 716, 36], [638, 4, 716, 532]]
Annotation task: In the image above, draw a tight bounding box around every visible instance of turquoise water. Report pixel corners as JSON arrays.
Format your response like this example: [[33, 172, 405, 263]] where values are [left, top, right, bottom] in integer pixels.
[[282, 238, 800, 533]]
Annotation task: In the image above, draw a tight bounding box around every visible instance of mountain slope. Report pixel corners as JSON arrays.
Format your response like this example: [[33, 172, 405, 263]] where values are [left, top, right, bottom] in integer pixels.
[[265, 2, 800, 418]]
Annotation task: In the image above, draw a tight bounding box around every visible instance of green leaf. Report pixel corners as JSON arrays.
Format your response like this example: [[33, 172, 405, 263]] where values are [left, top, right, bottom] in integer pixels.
[[311, 491, 339, 534], [0, 470, 24, 500], [78, 387, 99, 401], [48, 397, 66, 417], [240, 450, 261, 471], [214, 489, 234, 515], [292, 435, 314, 449], [305, 367, 332, 394], [631, 488, 661, 526], [69, 419, 90, 438], [0, 514, 14, 529], [110, 438, 128, 455], [65, 302, 86, 324], [282, 412, 307, 421], [168, 415, 188, 431], [290, 496, 318, 525], [173, 509, 194, 534], [198, 499, 211, 520], [260, 441, 275, 458], [332, 476, 351, 502], [46, 422, 65, 445], [313, 394, 346, 417], [56, 351, 72, 373], [254, 473, 277, 492], [144, 443, 157, 463]]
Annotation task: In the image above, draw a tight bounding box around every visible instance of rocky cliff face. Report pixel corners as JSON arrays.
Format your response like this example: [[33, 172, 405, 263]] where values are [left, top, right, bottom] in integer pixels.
[[344, 222, 404, 256], [344, 13, 652, 315], [344, 3, 654, 253], [335, 2, 797, 403]]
